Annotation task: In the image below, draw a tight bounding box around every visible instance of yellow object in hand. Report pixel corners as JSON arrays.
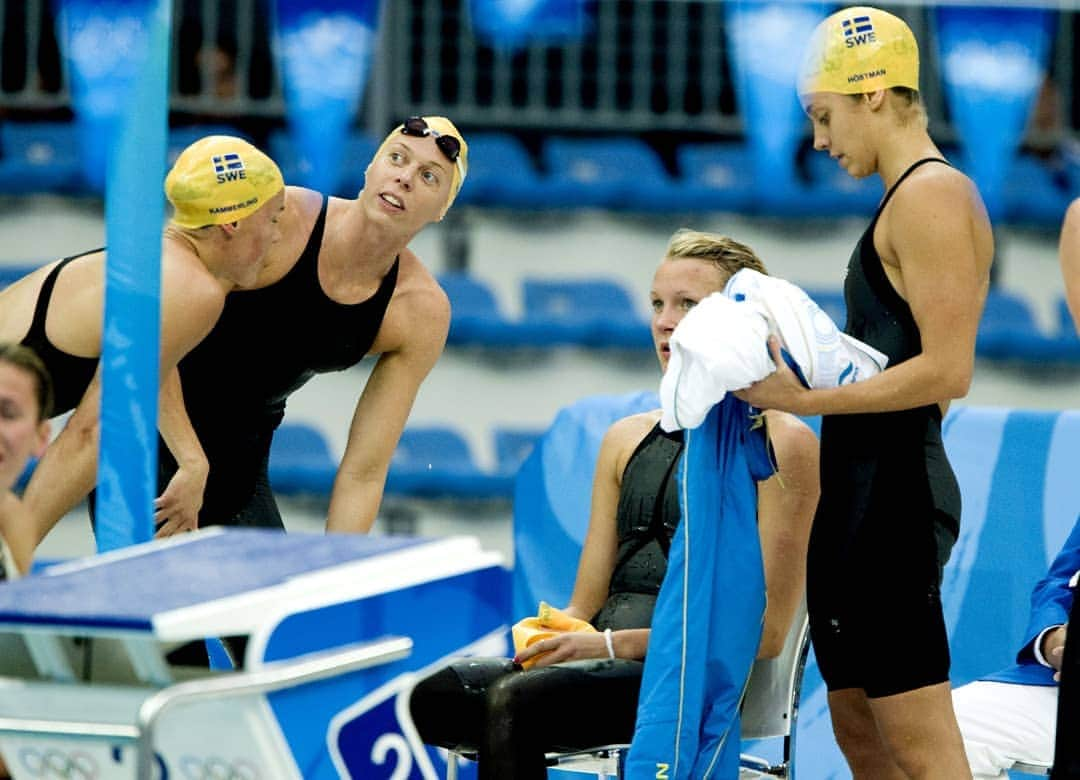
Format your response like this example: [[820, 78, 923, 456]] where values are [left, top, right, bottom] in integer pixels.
[[511, 601, 597, 670]]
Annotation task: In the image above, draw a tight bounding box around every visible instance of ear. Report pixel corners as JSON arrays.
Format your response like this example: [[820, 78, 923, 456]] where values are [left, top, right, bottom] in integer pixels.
[[219, 221, 240, 237], [33, 420, 51, 458], [865, 90, 887, 110]]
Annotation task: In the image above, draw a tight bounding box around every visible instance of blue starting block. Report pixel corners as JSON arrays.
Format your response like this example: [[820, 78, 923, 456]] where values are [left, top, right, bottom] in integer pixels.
[[0, 528, 509, 779]]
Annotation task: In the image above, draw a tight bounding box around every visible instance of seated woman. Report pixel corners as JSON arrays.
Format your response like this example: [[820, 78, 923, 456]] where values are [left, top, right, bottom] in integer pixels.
[[408, 230, 820, 780], [0, 343, 53, 580]]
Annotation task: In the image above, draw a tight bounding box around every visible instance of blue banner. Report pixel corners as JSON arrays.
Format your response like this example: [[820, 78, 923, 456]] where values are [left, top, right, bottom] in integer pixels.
[[936, 6, 1053, 220], [724, 0, 828, 209], [53, 0, 171, 548], [53, 0, 162, 192], [468, 0, 592, 49], [273, 0, 382, 195]]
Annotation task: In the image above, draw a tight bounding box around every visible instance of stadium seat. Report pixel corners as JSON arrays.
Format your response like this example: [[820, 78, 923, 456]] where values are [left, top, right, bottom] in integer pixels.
[[0, 122, 83, 195], [805, 150, 882, 217], [975, 289, 1071, 363], [1005, 153, 1073, 229], [492, 427, 543, 476], [268, 422, 337, 496], [675, 142, 754, 214], [521, 276, 651, 348], [1057, 296, 1077, 337], [0, 263, 43, 289], [438, 272, 524, 347], [387, 426, 511, 499], [455, 132, 550, 209], [542, 136, 682, 211]]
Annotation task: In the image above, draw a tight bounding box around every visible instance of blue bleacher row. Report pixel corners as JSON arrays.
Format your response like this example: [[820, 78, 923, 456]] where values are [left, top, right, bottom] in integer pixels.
[[2, 259, 1079, 363], [0, 121, 1075, 227], [15, 423, 543, 504], [442, 270, 1080, 365]]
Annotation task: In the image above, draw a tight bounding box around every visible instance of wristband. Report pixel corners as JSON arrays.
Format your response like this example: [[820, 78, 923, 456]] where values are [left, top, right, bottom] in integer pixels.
[[603, 628, 616, 660]]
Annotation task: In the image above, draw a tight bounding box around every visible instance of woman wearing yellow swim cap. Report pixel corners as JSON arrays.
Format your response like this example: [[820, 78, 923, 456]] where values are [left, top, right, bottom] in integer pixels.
[[150, 117, 467, 537], [3, 135, 287, 557], [738, 7, 993, 778]]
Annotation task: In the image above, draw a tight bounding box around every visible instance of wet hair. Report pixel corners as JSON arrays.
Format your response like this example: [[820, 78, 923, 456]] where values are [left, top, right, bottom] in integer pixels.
[[848, 87, 927, 127], [664, 229, 769, 278], [0, 343, 54, 421]]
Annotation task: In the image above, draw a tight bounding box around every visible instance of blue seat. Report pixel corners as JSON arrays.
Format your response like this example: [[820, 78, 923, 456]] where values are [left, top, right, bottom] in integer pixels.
[[521, 277, 651, 348], [268, 422, 337, 495], [0, 263, 43, 290], [438, 272, 524, 347], [0, 122, 83, 195], [542, 136, 681, 211], [976, 289, 1067, 363], [456, 132, 550, 210], [493, 427, 543, 476], [805, 150, 882, 217], [1004, 153, 1073, 229], [1057, 296, 1077, 337], [675, 143, 753, 214], [387, 426, 511, 499]]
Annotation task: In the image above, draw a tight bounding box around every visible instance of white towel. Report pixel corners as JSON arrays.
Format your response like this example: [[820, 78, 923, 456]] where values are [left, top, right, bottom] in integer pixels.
[[660, 269, 888, 431]]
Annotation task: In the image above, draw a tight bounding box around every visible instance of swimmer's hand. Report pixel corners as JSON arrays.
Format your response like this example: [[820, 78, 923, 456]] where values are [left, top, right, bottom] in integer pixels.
[[1044, 625, 1068, 683], [513, 631, 612, 669], [735, 336, 811, 415], [154, 462, 207, 537]]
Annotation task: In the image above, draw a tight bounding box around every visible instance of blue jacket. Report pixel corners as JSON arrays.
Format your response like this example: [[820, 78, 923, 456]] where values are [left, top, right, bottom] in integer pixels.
[[982, 517, 1080, 687], [625, 397, 774, 779]]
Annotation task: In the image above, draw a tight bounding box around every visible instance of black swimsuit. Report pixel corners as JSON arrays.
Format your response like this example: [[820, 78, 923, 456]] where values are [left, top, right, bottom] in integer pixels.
[[409, 422, 684, 779], [19, 250, 101, 416], [158, 196, 399, 528], [809, 158, 962, 698]]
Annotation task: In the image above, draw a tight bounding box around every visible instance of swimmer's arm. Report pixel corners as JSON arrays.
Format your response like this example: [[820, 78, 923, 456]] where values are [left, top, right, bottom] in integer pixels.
[[325, 287, 450, 534], [151, 255, 226, 534], [154, 369, 208, 535], [564, 418, 639, 624], [756, 412, 818, 659], [535, 414, 657, 667], [1060, 198, 1080, 334], [1, 491, 38, 575], [22, 371, 102, 545], [739, 176, 988, 415]]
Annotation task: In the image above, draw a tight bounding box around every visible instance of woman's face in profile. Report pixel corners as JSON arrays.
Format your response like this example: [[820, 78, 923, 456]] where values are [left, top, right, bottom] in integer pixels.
[[649, 257, 729, 372], [0, 362, 48, 492]]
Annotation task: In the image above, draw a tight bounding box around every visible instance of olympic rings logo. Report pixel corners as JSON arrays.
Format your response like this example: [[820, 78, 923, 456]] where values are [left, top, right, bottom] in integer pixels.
[[178, 755, 260, 780], [18, 747, 98, 779]]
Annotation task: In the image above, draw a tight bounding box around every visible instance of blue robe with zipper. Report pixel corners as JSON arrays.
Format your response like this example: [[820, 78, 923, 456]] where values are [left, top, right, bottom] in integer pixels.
[[625, 396, 774, 779]]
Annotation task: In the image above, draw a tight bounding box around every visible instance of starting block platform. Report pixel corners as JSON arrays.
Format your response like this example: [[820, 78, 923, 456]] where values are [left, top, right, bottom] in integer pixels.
[[0, 527, 509, 779]]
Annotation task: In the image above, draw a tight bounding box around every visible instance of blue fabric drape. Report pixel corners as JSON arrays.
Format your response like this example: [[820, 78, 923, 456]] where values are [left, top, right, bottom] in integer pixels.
[[626, 397, 771, 779]]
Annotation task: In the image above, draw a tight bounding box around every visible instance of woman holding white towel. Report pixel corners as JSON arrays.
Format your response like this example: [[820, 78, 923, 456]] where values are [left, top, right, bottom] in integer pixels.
[[409, 230, 819, 779], [738, 7, 993, 778]]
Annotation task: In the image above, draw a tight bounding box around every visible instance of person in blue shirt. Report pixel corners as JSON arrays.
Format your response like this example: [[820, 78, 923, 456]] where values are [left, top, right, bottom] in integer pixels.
[[952, 519, 1078, 777]]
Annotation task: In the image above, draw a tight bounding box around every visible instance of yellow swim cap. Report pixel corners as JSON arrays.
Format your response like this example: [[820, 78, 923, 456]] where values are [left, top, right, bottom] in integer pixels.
[[799, 6, 919, 96], [372, 116, 469, 217], [164, 135, 285, 229]]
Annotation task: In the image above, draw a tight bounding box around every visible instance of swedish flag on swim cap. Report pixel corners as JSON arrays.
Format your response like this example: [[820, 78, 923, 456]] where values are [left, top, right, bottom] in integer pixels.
[[164, 135, 284, 229], [799, 6, 919, 96]]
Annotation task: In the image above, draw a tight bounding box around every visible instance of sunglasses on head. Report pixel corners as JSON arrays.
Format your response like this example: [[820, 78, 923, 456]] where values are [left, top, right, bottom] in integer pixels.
[[400, 117, 465, 180]]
